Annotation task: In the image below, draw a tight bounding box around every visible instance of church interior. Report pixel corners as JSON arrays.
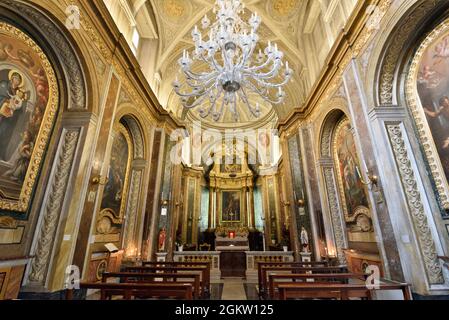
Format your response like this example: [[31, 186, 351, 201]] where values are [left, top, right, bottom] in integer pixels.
[[0, 0, 449, 302]]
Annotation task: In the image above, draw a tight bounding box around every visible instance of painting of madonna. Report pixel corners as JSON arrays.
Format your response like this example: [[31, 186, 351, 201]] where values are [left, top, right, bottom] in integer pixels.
[[0, 33, 50, 201]]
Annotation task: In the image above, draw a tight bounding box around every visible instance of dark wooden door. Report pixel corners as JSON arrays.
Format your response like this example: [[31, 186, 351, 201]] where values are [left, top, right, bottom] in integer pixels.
[[220, 251, 246, 278]]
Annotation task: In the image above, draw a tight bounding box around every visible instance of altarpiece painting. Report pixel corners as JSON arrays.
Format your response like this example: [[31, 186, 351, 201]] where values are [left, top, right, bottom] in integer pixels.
[[96, 125, 132, 236], [0, 22, 57, 213], [409, 20, 449, 214], [333, 118, 375, 242]]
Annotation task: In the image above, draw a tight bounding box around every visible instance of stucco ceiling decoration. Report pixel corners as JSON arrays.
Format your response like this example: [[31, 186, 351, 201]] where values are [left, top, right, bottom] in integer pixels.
[[149, 0, 310, 129]]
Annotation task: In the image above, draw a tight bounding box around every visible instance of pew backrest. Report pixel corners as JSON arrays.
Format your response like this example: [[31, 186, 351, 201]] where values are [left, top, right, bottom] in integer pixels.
[[102, 272, 201, 299], [66, 282, 193, 300]]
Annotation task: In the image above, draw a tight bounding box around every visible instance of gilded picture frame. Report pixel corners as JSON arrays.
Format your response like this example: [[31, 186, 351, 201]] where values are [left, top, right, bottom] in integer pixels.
[[97, 123, 133, 229], [220, 190, 242, 223], [332, 118, 371, 222], [0, 22, 58, 213], [406, 18, 449, 212], [332, 117, 375, 242]]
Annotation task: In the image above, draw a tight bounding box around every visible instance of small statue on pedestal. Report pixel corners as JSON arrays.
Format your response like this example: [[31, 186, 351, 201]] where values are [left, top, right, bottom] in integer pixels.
[[158, 227, 166, 252], [300, 226, 309, 253]]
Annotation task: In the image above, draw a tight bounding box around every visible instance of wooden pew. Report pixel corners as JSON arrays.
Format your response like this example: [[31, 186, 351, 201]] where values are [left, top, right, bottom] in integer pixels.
[[276, 281, 412, 300], [66, 282, 193, 300], [259, 265, 347, 299], [141, 261, 211, 288], [101, 272, 201, 299], [125, 266, 209, 298], [268, 273, 368, 299], [256, 261, 329, 297]]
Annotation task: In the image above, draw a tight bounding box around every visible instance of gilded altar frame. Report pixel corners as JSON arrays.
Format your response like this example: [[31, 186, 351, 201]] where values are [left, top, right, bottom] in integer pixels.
[[0, 22, 58, 213], [332, 117, 371, 223], [219, 189, 243, 224], [406, 18, 449, 210], [97, 123, 133, 226]]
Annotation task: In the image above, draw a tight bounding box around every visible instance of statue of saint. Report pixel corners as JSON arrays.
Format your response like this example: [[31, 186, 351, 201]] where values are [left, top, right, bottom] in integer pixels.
[[158, 227, 166, 252], [300, 226, 309, 253]]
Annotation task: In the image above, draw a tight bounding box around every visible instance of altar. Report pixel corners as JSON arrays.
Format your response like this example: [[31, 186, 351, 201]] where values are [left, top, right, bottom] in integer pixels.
[[214, 227, 249, 251]]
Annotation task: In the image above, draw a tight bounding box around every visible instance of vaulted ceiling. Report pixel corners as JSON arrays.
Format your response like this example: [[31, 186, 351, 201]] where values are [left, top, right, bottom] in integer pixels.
[[105, 0, 358, 130]]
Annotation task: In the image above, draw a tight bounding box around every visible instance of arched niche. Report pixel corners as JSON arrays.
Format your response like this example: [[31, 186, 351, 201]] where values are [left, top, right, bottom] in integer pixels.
[[318, 108, 348, 264], [318, 108, 381, 268], [93, 107, 151, 260], [0, 1, 93, 291], [368, 0, 449, 287]]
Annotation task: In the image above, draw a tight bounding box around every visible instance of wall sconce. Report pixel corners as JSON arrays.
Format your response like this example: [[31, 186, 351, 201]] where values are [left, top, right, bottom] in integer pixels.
[[296, 199, 305, 207], [356, 166, 378, 187], [161, 200, 169, 206], [92, 176, 109, 185]]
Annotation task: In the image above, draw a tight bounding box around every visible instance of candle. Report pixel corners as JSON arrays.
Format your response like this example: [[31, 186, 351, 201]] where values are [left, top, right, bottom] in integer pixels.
[[356, 165, 362, 179]]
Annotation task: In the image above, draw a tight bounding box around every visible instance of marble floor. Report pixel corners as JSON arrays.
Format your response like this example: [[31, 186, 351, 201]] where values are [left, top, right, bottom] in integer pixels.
[[221, 278, 247, 300], [212, 278, 259, 300]]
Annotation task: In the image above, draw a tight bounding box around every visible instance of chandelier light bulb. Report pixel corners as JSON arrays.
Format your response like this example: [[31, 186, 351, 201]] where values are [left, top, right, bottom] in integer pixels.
[[173, 0, 293, 122]]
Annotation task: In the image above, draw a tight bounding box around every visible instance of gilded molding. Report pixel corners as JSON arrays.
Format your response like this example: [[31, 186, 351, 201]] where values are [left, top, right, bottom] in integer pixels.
[[405, 18, 449, 211], [332, 118, 371, 224], [28, 129, 80, 283], [123, 170, 143, 249], [378, 0, 439, 105], [0, 22, 59, 213], [1, 0, 87, 110], [127, 119, 145, 159], [323, 167, 346, 264], [386, 124, 444, 284], [98, 124, 133, 225], [77, 7, 159, 124]]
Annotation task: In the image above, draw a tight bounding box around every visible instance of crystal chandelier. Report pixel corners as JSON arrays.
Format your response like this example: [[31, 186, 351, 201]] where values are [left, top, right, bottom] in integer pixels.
[[172, 0, 293, 122]]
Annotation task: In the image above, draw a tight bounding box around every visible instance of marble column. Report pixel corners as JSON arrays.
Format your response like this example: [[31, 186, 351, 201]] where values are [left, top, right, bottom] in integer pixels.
[[249, 187, 255, 229], [208, 187, 214, 230], [242, 187, 247, 226]]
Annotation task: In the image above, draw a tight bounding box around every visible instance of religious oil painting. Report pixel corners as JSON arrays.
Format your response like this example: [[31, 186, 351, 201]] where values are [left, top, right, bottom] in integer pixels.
[[333, 118, 375, 242], [414, 27, 449, 202], [0, 22, 57, 213], [99, 126, 132, 229], [221, 191, 241, 222]]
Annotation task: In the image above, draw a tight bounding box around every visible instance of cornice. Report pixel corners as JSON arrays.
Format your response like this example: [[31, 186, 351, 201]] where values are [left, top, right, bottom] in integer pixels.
[[277, 0, 388, 135], [83, 0, 185, 130]]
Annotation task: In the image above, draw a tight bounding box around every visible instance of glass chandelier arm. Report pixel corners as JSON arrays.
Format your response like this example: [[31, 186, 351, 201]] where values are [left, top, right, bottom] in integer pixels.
[[243, 81, 284, 105], [236, 44, 255, 69], [199, 87, 223, 118], [181, 92, 209, 109], [199, 52, 223, 73], [245, 59, 282, 79], [212, 93, 226, 121], [184, 74, 217, 89], [246, 55, 274, 72], [232, 96, 239, 122], [238, 87, 260, 118], [183, 68, 218, 81], [174, 78, 217, 98], [251, 73, 292, 89]]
